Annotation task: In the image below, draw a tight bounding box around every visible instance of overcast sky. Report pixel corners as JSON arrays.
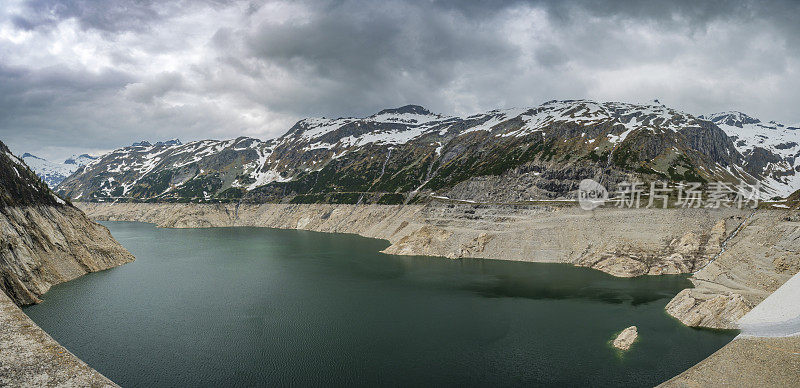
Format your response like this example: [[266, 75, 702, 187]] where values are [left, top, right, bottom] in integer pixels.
[[1, 0, 799, 161]]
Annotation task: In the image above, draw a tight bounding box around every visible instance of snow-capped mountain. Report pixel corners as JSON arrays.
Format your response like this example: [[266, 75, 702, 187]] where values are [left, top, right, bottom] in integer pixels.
[[21, 153, 94, 188], [130, 139, 182, 147], [64, 154, 99, 166], [702, 112, 800, 197], [57, 101, 799, 203]]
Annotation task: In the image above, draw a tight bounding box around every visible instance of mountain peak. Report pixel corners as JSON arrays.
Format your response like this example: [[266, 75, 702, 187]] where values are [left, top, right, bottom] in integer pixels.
[[19, 152, 87, 188], [375, 105, 433, 116], [21, 152, 50, 162], [131, 139, 182, 148], [55, 98, 800, 202], [64, 154, 97, 165], [155, 139, 182, 147], [704, 111, 761, 128]]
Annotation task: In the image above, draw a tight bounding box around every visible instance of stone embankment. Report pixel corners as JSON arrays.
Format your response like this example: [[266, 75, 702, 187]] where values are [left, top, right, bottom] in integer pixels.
[[0, 290, 118, 387], [77, 202, 799, 330]]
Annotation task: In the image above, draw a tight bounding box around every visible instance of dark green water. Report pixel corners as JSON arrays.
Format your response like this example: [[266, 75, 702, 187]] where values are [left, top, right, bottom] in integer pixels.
[[24, 221, 736, 387]]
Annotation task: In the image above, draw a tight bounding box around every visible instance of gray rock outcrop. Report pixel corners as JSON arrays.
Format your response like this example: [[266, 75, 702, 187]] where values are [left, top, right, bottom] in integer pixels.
[[0, 205, 135, 305]]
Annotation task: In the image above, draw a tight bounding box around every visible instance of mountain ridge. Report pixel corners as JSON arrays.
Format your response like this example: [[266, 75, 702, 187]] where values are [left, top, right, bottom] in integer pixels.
[[57, 99, 800, 204]]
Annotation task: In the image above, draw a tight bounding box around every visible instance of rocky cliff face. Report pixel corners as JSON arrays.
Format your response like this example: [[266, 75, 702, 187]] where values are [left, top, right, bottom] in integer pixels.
[[0, 140, 134, 306], [0, 206, 135, 305], [0, 142, 64, 209], [57, 100, 798, 204]]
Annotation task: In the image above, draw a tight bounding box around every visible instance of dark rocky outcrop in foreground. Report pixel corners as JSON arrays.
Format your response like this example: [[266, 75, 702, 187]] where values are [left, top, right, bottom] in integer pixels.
[[0, 141, 63, 208]]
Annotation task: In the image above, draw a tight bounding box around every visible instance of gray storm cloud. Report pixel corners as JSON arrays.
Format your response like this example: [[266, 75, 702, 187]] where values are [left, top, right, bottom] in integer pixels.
[[0, 0, 798, 160]]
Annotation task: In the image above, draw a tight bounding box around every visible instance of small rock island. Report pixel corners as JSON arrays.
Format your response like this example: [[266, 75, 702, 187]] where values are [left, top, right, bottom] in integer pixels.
[[613, 326, 638, 351]]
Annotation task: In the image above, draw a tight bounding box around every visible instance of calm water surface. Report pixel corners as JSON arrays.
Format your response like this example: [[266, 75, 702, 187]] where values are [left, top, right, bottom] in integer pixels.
[[24, 221, 736, 387]]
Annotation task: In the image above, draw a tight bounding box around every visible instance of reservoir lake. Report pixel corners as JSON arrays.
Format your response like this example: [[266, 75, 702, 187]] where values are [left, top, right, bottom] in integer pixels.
[[24, 221, 736, 387]]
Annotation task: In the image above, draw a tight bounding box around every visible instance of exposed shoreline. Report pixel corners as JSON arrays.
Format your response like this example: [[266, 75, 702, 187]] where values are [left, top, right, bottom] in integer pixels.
[[0, 205, 135, 306], [77, 201, 799, 331], [78, 202, 800, 385], [9, 201, 794, 386]]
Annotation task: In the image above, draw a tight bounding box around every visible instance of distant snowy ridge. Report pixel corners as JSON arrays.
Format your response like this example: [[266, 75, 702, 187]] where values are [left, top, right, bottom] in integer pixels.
[[65, 154, 99, 165], [21, 153, 98, 188]]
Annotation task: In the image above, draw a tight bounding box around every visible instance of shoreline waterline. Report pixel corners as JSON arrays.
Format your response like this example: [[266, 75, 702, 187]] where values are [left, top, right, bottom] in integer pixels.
[[24, 221, 737, 387]]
